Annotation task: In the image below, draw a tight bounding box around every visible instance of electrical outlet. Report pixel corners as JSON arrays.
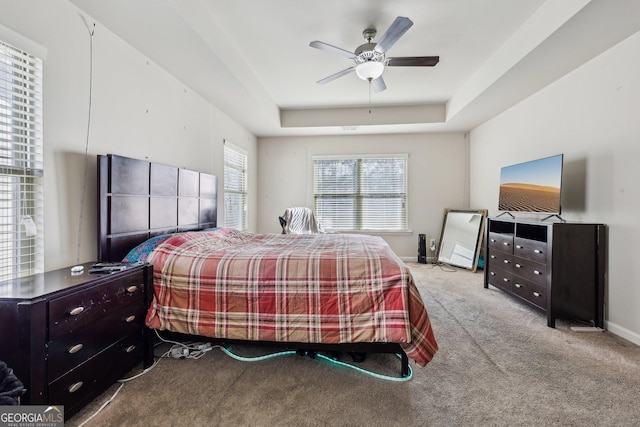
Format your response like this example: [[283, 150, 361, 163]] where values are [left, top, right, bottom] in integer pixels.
[[429, 239, 436, 250]]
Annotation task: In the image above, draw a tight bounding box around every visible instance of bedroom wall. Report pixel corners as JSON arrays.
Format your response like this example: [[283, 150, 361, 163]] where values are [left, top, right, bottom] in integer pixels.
[[0, 0, 258, 271], [257, 132, 470, 260], [469, 30, 640, 344]]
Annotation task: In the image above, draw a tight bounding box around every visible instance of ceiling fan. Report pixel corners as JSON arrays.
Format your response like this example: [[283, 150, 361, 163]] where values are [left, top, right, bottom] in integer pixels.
[[309, 16, 439, 92]]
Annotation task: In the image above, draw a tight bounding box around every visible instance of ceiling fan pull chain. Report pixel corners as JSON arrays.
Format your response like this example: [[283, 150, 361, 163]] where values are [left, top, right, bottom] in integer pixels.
[[368, 80, 372, 113]]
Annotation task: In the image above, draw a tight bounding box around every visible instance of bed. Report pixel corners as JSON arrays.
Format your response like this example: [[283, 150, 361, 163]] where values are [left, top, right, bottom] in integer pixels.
[[97, 154, 438, 376]]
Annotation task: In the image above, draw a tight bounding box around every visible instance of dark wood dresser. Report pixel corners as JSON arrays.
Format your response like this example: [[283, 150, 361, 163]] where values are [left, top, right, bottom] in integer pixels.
[[0, 262, 153, 419], [484, 218, 606, 328]]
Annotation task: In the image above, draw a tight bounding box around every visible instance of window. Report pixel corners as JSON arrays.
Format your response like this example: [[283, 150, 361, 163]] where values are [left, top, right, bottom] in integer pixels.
[[223, 141, 247, 231], [0, 39, 43, 281], [313, 154, 408, 231]]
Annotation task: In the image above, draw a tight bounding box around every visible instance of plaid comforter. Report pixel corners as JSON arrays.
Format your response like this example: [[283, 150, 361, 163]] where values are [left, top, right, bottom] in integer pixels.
[[145, 229, 438, 366]]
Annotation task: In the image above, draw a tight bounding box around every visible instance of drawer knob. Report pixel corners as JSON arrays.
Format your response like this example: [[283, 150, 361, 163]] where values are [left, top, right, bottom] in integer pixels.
[[503, 260, 510, 264], [67, 343, 84, 354], [68, 381, 84, 393], [490, 272, 496, 276], [125, 315, 136, 323], [515, 263, 522, 268], [126, 285, 139, 293], [516, 245, 523, 249], [533, 291, 541, 297], [534, 249, 542, 254], [125, 345, 137, 353], [490, 255, 496, 259], [534, 270, 541, 275], [515, 283, 522, 288], [503, 278, 509, 282], [69, 306, 85, 316], [491, 239, 496, 243], [503, 242, 510, 246]]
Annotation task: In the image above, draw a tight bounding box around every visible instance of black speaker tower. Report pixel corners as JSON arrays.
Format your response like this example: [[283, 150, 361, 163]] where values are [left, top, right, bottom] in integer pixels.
[[418, 234, 427, 264]]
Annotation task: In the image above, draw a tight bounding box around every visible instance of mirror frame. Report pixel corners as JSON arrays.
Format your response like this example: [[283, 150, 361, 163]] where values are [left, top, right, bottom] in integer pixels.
[[436, 209, 488, 272]]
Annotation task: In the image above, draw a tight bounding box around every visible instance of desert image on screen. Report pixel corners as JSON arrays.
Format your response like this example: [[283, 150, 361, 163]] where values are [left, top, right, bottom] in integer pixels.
[[498, 183, 560, 213]]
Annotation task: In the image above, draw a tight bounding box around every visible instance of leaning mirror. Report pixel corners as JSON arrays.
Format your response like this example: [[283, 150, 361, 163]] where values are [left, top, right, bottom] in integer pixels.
[[437, 209, 488, 272]]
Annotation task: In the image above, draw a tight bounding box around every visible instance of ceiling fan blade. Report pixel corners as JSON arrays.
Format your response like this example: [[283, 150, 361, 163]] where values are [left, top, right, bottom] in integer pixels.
[[374, 16, 413, 54], [310, 41, 356, 59], [387, 56, 440, 67], [317, 67, 355, 84], [371, 76, 387, 92]]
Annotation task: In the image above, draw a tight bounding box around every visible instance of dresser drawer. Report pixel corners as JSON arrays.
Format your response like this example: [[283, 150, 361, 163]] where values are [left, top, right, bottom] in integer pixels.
[[487, 250, 514, 273], [514, 237, 547, 263], [48, 333, 142, 410], [48, 302, 144, 381], [488, 232, 514, 254], [49, 271, 145, 340], [512, 277, 547, 310], [487, 265, 513, 292], [512, 258, 547, 286]]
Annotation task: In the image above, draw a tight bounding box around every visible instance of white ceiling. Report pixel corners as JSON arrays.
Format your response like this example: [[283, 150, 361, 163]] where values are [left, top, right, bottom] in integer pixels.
[[68, 0, 640, 137]]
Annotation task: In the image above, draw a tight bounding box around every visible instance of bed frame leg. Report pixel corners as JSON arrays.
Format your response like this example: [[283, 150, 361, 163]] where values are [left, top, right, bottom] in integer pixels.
[[400, 352, 409, 377]]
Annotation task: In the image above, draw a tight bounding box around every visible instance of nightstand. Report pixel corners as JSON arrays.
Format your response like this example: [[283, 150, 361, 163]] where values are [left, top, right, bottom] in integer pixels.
[[0, 262, 153, 419]]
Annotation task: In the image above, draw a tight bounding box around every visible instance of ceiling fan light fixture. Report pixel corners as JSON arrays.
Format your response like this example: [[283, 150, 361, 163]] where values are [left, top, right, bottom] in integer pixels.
[[355, 61, 384, 81]]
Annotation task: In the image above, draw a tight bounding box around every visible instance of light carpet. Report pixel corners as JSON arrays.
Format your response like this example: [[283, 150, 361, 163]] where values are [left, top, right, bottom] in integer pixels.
[[67, 263, 640, 426]]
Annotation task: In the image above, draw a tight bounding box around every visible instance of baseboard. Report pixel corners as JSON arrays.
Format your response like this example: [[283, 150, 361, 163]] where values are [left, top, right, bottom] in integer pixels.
[[604, 321, 640, 347], [401, 256, 436, 263]]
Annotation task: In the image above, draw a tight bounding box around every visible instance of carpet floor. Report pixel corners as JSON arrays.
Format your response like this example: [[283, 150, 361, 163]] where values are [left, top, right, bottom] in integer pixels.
[[67, 262, 640, 426]]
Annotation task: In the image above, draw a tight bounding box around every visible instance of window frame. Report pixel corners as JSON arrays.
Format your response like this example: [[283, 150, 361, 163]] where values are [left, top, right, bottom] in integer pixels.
[[223, 140, 248, 231], [312, 154, 409, 232], [0, 35, 44, 281]]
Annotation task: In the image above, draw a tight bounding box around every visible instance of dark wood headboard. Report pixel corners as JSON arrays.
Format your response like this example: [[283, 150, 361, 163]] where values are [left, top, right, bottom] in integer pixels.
[[98, 154, 218, 261]]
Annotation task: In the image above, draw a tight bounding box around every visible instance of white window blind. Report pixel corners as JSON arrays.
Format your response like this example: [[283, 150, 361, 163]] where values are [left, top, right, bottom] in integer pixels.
[[0, 39, 43, 282], [313, 155, 408, 231], [223, 141, 247, 231]]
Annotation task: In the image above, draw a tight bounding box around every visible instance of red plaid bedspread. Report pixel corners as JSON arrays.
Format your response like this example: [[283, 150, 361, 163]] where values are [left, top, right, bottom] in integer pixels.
[[145, 229, 438, 366]]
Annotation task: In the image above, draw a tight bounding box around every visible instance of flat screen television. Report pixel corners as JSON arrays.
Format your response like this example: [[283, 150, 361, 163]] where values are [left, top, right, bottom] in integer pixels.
[[498, 154, 563, 215]]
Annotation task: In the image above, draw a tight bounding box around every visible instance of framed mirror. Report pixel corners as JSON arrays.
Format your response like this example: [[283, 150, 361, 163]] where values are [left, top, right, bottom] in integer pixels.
[[437, 209, 488, 272]]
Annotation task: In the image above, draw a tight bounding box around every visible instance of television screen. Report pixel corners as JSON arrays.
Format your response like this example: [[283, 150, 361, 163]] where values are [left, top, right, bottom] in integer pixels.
[[498, 154, 563, 214]]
